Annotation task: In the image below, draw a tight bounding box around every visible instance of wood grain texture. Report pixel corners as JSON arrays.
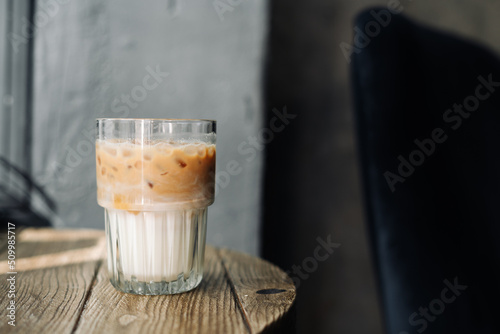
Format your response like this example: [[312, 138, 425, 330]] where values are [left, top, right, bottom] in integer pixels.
[[0, 229, 296, 333], [219, 249, 296, 333], [74, 247, 250, 334], [0, 228, 106, 334]]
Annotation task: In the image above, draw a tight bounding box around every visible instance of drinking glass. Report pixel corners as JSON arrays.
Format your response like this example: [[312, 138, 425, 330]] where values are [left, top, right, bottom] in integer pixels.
[[95, 118, 216, 295]]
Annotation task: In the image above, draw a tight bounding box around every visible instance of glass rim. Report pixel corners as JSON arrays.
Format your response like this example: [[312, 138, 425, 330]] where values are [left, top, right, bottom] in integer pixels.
[[96, 118, 216, 123]]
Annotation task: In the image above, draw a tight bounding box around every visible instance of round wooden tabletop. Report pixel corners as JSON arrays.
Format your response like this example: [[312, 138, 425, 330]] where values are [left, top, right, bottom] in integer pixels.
[[0, 228, 296, 334]]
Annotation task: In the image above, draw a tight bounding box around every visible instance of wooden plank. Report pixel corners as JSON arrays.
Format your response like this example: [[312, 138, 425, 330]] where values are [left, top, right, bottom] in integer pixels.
[[219, 249, 296, 333], [0, 229, 296, 333], [0, 228, 106, 333], [74, 246, 250, 334]]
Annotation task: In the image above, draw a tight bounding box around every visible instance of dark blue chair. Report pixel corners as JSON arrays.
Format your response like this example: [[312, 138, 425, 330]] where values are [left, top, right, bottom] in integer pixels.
[[352, 8, 500, 334]]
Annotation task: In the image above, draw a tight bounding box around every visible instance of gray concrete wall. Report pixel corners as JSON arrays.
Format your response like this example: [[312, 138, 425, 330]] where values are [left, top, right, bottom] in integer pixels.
[[0, 0, 33, 208], [31, 0, 267, 255], [0, 0, 8, 206]]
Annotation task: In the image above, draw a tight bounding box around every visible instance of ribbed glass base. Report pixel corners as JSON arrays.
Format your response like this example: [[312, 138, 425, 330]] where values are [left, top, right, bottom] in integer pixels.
[[104, 208, 207, 295], [109, 271, 203, 295]]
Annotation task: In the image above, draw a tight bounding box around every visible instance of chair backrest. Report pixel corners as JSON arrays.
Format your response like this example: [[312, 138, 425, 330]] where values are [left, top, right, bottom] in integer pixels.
[[352, 8, 500, 334]]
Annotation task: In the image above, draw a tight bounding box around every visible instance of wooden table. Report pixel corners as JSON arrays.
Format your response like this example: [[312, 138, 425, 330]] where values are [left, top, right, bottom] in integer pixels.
[[0, 228, 296, 333]]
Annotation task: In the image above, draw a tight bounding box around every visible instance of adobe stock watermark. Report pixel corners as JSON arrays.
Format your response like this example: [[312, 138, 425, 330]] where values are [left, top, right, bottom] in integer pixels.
[[340, 0, 406, 63], [399, 277, 467, 334], [212, 0, 245, 22], [51, 65, 169, 176], [285, 235, 340, 289], [213, 106, 296, 196], [8, 0, 74, 53], [385, 74, 499, 192], [6, 222, 17, 327]]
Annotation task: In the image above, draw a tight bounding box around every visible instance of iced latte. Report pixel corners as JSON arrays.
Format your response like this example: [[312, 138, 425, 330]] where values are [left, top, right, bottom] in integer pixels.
[[95, 119, 216, 295]]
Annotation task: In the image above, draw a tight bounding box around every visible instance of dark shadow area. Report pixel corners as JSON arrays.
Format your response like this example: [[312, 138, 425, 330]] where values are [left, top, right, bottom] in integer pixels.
[[0, 156, 55, 228], [261, 1, 381, 333], [352, 8, 500, 334], [261, 300, 297, 334], [1, 208, 51, 228]]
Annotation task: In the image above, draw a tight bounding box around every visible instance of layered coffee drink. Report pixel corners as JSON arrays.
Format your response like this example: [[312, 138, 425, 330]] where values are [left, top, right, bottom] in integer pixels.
[[95, 119, 216, 295], [96, 140, 216, 211]]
